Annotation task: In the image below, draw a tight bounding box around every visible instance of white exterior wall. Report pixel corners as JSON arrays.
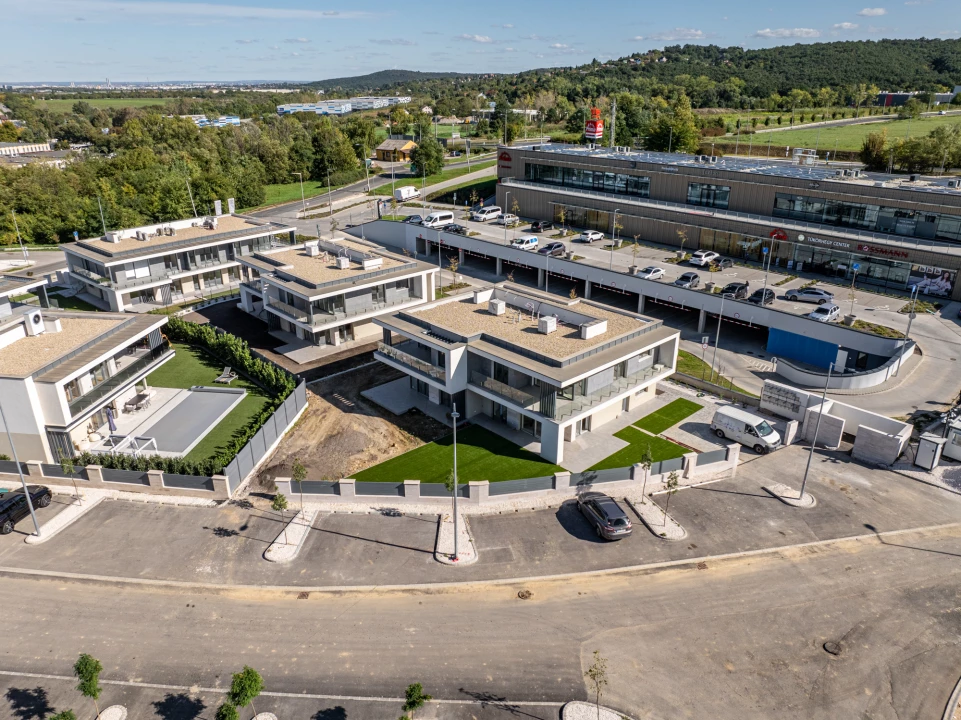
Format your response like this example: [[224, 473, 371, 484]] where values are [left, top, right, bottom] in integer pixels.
[[0, 377, 50, 462]]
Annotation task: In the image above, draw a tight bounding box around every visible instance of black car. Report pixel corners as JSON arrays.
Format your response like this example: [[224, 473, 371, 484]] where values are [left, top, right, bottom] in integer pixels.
[[748, 288, 776, 305], [530, 220, 554, 232], [443, 223, 469, 235], [576, 492, 633, 541], [402, 215, 424, 224], [720, 282, 749, 299], [537, 241, 566, 257], [0, 485, 52, 534]]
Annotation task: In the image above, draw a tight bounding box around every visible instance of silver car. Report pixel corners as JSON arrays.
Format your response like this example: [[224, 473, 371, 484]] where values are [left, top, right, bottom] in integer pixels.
[[786, 287, 834, 305], [808, 304, 840, 322]]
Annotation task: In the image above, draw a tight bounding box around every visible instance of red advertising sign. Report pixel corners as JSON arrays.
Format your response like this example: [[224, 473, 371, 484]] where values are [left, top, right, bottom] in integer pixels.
[[498, 151, 512, 169], [769, 229, 788, 241], [585, 107, 604, 140]]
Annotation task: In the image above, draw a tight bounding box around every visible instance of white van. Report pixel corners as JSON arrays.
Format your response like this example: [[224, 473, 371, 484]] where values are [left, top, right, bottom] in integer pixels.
[[472, 206, 502, 222], [422, 211, 454, 228], [710, 406, 781, 454], [393, 186, 420, 202]]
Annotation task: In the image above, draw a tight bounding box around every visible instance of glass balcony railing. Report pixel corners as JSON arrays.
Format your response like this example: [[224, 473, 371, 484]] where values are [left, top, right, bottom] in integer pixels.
[[265, 297, 310, 323], [469, 371, 538, 408], [70, 266, 110, 284], [68, 342, 173, 416], [553, 365, 668, 420], [376, 342, 446, 382]]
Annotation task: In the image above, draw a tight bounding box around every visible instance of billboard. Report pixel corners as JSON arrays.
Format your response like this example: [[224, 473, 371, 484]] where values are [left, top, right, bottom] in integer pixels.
[[585, 107, 604, 140], [908, 265, 956, 298]]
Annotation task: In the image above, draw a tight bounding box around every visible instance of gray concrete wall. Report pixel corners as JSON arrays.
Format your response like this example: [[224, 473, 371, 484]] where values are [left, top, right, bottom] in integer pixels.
[[802, 405, 845, 449], [775, 341, 916, 390], [0, 464, 229, 500], [851, 425, 909, 465]]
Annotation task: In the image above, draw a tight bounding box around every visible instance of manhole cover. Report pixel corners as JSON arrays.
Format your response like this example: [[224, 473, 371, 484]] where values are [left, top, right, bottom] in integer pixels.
[[297, 592, 310, 600], [823, 641, 842, 656], [517, 589, 532, 600], [696, 562, 709, 570]]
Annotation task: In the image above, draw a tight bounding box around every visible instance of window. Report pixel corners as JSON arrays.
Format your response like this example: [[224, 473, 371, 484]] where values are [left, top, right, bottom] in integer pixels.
[[88, 363, 107, 389], [524, 163, 650, 198], [64, 378, 83, 403], [687, 183, 731, 209]]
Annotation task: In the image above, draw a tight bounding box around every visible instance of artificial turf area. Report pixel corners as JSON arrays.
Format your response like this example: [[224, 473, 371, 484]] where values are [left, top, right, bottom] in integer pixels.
[[633, 398, 702, 435], [146, 343, 271, 463], [352, 424, 563, 483], [587, 426, 689, 471]]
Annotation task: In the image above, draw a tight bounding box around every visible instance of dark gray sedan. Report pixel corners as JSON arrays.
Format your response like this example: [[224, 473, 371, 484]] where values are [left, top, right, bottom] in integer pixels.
[[576, 492, 633, 541], [537, 242, 566, 257]]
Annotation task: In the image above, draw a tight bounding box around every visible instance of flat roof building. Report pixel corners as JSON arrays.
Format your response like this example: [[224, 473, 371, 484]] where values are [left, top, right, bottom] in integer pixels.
[[277, 101, 352, 116], [62, 214, 295, 313], [237, 237, 438, 354], [497, 143, 961, 300], [373, 285, 679, 464]]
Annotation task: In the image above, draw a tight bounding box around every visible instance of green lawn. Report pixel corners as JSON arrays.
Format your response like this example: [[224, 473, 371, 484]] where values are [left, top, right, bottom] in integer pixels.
[[370, 160, 496, 196], [633, 398, 702, 435], [146, 343, 271, 463], [587, 426, 688, 471], [258, 176, 368, 209], [428, 177, 497, 204], [675, 350, 756, 396], [713, 114, 961, 153], [352, 424, 563, 483], [37, 97, 174, 111]]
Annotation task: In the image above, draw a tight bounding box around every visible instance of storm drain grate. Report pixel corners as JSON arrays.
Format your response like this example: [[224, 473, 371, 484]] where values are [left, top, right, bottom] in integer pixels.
[[696, 562, 709, 570], [297, 592, 310, 600]]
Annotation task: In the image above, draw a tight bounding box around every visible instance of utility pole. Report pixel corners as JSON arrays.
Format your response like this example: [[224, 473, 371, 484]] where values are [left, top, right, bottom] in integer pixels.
[[0, 399, 40, 537], [709, 293, 735, 384], [326, 167, 333, 228], [10, 211, 28, 263], [97, 196, 108, 235], [292, 172, 307, 217], [609, 96, 616, 148], [894, 285, 918, 377], [799, 362, 834, 503], [185, 177, 198, 217]]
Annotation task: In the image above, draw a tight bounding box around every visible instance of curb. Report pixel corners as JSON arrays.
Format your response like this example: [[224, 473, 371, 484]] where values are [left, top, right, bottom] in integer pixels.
[[943, 673, 961, 720], [625, 496, 687, 541], [562, 700, 637, 720], [434, 513, 478, 566], [264, 509, 317, 563], [24, 495, 105, 545]]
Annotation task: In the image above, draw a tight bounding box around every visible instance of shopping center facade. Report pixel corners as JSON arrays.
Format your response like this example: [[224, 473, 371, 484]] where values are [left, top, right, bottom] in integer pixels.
[[495, 144, 961, 301]]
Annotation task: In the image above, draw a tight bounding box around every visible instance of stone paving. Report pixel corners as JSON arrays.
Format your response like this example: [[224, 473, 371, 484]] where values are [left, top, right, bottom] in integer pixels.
[[264, 509, 317, 563], [435, 511, 478, 565]]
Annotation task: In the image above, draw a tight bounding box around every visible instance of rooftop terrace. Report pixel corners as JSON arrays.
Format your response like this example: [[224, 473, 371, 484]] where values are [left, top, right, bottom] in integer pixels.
[[0, 316, 124, 378]]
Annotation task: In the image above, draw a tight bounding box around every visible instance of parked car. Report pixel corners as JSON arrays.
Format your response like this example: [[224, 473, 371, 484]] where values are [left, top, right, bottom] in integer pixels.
[[538, 241, 566, 257], [637, 266, 665, 280], [511, 236, 539, 251], [0, 485, 52, 534], [785, 287, 834, 305], [576, 491, 633, 541], [393, 186, 420, 202], [402, 215, 424, 225], [494, 213, 519, 226], [450, 150, 462, 157], [748, 288, 775, 305], [939, 110, 948, 116], [689, 250, 719, 267], [530, 219, 554, 233], [711, 407, 781, 455], [471, 206, 502, 222], [720, 282, 750, 299], [579, 230, 604, 243], [808, 304, 841, 322], [443, 223, 469, 235], [422, 211, 455, 229], [674, 271, 700, 289]]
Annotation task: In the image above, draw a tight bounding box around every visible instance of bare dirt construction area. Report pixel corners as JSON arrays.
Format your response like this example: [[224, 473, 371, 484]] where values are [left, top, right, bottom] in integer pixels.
[[253, 364, 446, 491]]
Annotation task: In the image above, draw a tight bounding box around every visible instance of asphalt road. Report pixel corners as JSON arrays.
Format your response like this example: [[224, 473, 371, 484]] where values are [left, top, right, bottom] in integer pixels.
[[3, 524, 961, 719]]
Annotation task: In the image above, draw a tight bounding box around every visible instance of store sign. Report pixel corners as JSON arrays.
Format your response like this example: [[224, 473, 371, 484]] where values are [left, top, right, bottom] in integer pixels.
[[498, 151, 512, 169], [908, 265, 956, 298], [769, 229, 789, 241], [804, 236, 849, 249], [857, 243, 909, 259], [585, 107, 604, 140]]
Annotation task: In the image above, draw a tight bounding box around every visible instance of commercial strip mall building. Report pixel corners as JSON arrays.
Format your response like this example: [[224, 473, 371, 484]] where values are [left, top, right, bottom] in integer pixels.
[[495, 144, 961, 301]]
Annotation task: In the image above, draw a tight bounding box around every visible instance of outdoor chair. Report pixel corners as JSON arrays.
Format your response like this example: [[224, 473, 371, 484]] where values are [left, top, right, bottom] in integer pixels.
[[214, 366, 238, 384]]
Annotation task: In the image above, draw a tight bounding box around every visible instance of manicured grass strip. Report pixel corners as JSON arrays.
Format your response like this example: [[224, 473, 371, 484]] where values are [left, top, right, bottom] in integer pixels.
[[633, 398, 702, 435], [675, 350, 756, 397], [352, 424, 563, 483], [587, 426, 688, 472], [370, 160, 496, 196], [146, 344, 271, 464]]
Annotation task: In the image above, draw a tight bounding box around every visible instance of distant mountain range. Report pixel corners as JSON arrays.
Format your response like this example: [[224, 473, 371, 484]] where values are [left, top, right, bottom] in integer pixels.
[[306, 70, 476, 93]]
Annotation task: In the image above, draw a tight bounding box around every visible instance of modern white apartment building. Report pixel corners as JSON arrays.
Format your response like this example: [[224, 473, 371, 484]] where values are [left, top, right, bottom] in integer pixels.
[[237, 237, 438, 351], [374, 286, 680, 464], [0, 305, 171, 463], [63, 214, 295, 312], [276, 101, 352, 116], [349, 97, 390, 110]]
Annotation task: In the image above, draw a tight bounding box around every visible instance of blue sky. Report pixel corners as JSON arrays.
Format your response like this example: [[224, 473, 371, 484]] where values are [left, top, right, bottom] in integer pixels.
[[2, 0, 958, 82]]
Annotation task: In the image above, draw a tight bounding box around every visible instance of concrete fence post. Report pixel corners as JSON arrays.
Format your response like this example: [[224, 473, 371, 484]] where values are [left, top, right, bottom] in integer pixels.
[[147, 470, 165, 489], [339, 478, 356, 499], [85, 465, 104, 483], [682, 452, 698, 479], [211, 474, 230, 499], [403, 479, 421, 500], [630, 463, 643, 481], [26, 461, 44, 477], [553, 471, 571, 490], [468, 480, 489, 504], [727, 444, 741, 476]]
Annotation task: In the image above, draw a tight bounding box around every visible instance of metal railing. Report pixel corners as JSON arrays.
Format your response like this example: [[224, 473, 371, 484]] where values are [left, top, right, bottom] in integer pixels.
[[280, 261, 421, 292], [265, 297, 309, 324], [113, 268, 178, 291], [75, 221, 290, 260], [469, 371, 537, 408], [376, 342, 446, 381], [70, 266, 110, 284], [310, 293, 418, 325], [68, 342, 173, 416], [553, 365, 664, 420]]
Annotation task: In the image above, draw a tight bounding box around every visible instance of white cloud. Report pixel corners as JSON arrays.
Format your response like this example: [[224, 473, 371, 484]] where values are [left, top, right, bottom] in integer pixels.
[[235, 38, 257, 44], [455, 33, 493, 43], [550, 43, 570, 49], [630, 35, 645, 40], [833, 22, 859, 29], [753, 27, 821, 38], [492, 23, 513, 28], [285, 37, 309, 43], [504, 47, 516, 52], [40, 0, 369, 20], [369, 38, 416, 46], [648, 27, 706, 41], [857, 7, 887, 15]]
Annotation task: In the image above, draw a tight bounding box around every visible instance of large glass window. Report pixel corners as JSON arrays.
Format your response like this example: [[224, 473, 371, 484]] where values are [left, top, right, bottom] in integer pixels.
[[524, 163, 650, 198], [687, 183, 731, 209]]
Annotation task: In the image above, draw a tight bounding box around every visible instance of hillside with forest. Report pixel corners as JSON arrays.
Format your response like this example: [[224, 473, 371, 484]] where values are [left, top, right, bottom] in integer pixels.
[[309, 70, 472, 95]]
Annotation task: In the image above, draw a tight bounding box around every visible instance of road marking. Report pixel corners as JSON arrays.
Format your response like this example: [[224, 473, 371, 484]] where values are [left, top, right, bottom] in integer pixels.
[[0, 670, 559, 707]]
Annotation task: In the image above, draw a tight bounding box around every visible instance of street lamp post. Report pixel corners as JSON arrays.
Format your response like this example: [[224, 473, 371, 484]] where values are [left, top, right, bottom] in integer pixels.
[[761, 245, 771, 298], [610, 209, 620, 271], [326, 168, 335, 232], [291, 172, 307, 217], [798, 362, 834, 503], [894, 285, 919, 377], [504, 191, 511, 245], [709, 293, 735, 384], [10, 211, 28, 264], [0, 399, 40, 537], [451, 402, 460, 561]]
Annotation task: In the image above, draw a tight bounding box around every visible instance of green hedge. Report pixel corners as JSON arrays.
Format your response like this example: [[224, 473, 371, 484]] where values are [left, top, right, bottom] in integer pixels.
[[75, 317, 296, 476]]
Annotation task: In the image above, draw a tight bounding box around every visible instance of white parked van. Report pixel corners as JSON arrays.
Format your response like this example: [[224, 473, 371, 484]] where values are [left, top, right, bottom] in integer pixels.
[[472, 206, 502, 222], [393, 186, 420, 202], [710, 406, 781, 454], [421, 211, 454, 228]]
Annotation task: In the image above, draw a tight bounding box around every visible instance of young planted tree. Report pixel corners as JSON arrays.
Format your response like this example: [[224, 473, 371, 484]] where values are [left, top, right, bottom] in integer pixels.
[[639, 444, 654, 502], [663, 471, 680, 524], [271, 492, 289, 544], [569, 286, 578, 300], [402, 683, 432, 719], [49, 712, 78, 720], [73, 653, 103, 719], [61, 455, 81, 506], [557, 206, 567, 236], [584, 650, 609, 720], [291, 458, 307, 513], [510, 197, 521, 221], [227, 666, 264, 720], [329, 217, 340, 237], [215, 704, 239, 720], [676, 230, 688, 256]]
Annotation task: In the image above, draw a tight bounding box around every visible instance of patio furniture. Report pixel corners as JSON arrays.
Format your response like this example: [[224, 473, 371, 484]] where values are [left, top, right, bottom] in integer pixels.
[[124, 393, 151, 412], [214, 366, 238, 384]]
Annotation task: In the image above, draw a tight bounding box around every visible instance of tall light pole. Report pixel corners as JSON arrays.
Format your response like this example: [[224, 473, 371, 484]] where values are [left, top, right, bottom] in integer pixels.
[[504, 191, 511, 245], [761, 245, 771, 298], [326, 168, 334, 231], [610, 209, 620, 270], [709, 292, 735, 384], [292, 172, 307, 217], [10, 211, 28, 263], [450, 402, 460, 561], [0, 399, 40, 536], [894, 285, 919, 377], [799, 361, 834, 503]]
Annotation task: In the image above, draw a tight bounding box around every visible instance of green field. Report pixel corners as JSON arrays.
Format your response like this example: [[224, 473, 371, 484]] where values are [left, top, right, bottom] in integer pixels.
[[259, 177, 367, 208], [427, 177, 497, 203], [587, 426, 688, 471], [370, 160, 496, 196], [675, 350, 755, 396], [352, 424, 563, 483], [633, 398, 702, 435], [146, 344, 271, 464], [36, 97, 175, 112], [714, 114, 961, 153]]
